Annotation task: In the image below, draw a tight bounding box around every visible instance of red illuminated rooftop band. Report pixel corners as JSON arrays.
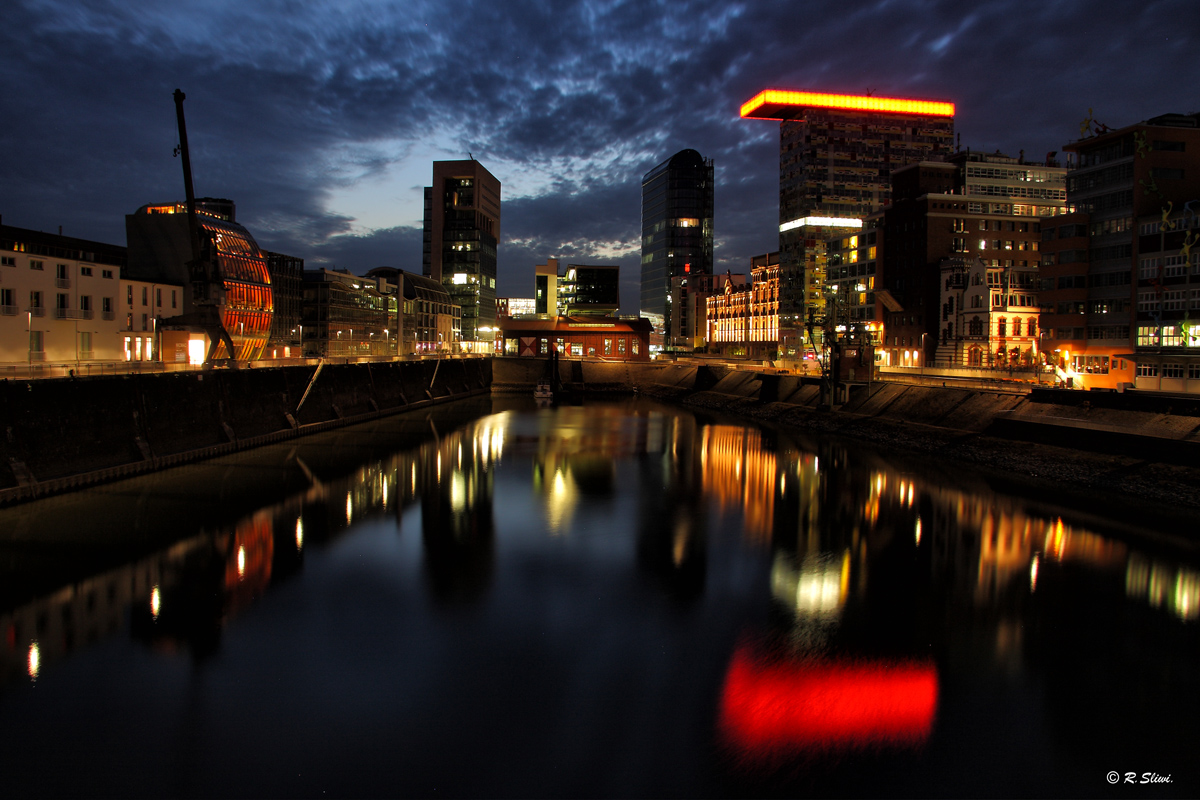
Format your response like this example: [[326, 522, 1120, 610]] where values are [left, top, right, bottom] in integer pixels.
[[741, 90, 955, 120]]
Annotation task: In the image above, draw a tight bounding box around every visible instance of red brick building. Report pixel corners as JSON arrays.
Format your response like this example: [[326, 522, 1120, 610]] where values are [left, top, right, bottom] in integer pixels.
[[497, 316, 652, 361]]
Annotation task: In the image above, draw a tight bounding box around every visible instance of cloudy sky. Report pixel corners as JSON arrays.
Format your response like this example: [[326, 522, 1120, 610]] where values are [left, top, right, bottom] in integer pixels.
[[2, 0, 1197, 313]]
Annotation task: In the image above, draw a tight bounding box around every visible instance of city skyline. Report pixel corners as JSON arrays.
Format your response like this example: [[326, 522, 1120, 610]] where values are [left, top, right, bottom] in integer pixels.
[[1, 0, 1197, 314]]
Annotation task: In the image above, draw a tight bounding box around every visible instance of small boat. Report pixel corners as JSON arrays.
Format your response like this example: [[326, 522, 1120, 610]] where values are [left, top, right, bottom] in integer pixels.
[[534, 380, 555, 400]]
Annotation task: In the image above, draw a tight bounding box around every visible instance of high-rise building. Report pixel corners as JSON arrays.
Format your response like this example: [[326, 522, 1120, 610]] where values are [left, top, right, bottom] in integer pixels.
[[422, 160, 501, 345], [1062, 112, 1200, 391], [640, 149, 713, 346], [741, 90, 955, 348]]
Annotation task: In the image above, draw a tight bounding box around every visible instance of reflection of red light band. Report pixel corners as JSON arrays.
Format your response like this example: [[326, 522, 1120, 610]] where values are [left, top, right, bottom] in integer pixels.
[[719, 646, 938, 754]]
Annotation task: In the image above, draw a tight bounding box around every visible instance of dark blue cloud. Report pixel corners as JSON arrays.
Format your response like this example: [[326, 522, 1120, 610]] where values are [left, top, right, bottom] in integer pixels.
[[1, 0, 1197, 314]]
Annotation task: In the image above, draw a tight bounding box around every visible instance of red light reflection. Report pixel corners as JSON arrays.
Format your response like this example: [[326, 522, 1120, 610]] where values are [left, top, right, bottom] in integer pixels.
[[719, 644, 938, 757]]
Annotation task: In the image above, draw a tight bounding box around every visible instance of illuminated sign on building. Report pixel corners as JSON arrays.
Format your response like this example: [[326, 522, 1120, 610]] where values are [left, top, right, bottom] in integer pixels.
[[741, 90, 956, 120], [779, 216, 863, 233]]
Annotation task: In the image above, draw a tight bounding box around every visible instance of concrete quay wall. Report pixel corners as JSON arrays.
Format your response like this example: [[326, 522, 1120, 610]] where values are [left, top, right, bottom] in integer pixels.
[[494, 356, 1200, 462], [0, 358, 491, 504]]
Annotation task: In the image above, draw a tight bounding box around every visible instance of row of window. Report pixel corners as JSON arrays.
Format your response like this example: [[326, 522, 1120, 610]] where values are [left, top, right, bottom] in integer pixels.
[[1137, 363, 1200, 379], [1, 256, 116, 279], [0, 289, 117, 315]]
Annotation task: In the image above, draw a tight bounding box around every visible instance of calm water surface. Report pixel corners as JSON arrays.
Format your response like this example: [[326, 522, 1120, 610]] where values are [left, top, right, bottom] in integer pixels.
[[0, 396, 1197, 798]]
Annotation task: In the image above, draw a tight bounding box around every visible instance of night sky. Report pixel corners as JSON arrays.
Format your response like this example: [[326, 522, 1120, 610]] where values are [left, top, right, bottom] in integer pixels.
[[2, 0, 1197, 314]]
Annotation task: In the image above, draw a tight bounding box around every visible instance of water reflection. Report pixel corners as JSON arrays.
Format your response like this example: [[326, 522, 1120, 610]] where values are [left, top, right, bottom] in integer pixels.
[[0, 399, 1197, 796]]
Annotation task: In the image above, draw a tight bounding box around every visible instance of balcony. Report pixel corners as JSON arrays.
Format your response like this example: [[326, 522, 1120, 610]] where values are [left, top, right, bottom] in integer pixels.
[[55, 278, 71, 289], [53, 308, 93, 320], [102, 310, 115, 321], [1, 305, 17, 316], [29, 307, 45, 317]]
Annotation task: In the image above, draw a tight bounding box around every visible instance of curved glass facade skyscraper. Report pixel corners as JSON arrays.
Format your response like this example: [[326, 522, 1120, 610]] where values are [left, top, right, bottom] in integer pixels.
[[640, 149, 713, 342]]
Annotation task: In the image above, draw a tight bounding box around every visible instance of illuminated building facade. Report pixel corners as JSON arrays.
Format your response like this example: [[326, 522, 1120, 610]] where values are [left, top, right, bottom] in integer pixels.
[[125, 200, 274, 361], [939, 257, 1040, 369], [880, 152, 1064, 368], [706, 254, 780, 357], [669, 271, 742, 351], [0, 224, 127, 367], [422, 160, 501, 344], [366, 266, 459, 355], [497, 315, 651, 360], [497, 297, 536, 317], [640, 149, 714, 344], [1063, 112, 1200, 391], [741, 90, 955, 348], [119, 276, 184, 362], [301, 269, 398, 357]]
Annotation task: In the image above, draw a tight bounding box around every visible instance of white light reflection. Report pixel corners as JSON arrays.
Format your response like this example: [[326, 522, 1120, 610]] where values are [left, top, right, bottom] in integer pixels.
[[27, 642, 39, 680], [450, 471, 467, 512], [295, 517, 304, 550], [237, 546, 246, 578], [151, 586, 161, 619], [346, 493, 353, 524], [1030, 555, 1039, 592], [771, 551, 849, 619], [914, 517, 922, 546]]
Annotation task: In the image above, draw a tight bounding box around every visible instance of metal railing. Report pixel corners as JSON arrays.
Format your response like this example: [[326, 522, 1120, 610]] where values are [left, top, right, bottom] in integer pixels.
[[0, 351, 491, 381]]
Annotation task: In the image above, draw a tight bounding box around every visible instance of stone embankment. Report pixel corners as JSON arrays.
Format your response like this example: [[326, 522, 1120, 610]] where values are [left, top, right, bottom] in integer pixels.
[[0, 358, 491, 505], [494, 356, 1200, 516]]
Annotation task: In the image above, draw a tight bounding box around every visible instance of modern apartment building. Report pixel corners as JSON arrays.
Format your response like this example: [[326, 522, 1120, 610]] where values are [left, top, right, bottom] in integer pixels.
[[366, 266, 460, 355], [264, 251, 304, 359], [1063, 112, 1200, 391], [301, 268, 398, 357], [640, 149, 714, 344], [535, 258, 620, 316], [741, 90, 955, 347], [422, 160, 501, 345], [0, 224, 127, 368]]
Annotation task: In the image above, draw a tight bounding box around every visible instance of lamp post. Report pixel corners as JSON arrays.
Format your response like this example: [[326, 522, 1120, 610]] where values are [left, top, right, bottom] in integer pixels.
[[27, 310, 32, 373]]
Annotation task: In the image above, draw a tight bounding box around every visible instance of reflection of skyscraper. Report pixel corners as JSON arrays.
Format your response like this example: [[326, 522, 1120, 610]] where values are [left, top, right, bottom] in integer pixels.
[[635, 411, 707, 600], [641, 149, 714, 343], [419, 424, 497, 604]]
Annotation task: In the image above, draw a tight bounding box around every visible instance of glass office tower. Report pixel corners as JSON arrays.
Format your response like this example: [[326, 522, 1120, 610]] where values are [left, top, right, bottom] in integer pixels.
[[640, 149, 714, 345]]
